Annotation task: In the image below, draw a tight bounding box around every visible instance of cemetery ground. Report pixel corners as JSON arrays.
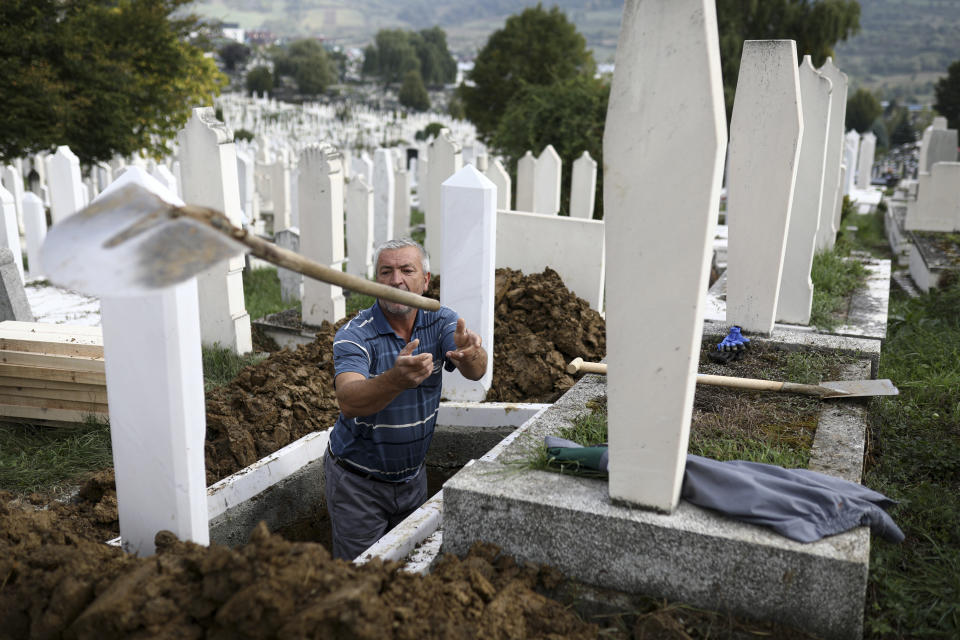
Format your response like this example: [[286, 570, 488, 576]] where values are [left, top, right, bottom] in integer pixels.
[[1, 220, 958, 637]]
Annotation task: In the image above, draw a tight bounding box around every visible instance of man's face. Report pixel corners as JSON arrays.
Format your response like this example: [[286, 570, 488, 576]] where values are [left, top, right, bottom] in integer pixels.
[[376, 247, 430, 316]]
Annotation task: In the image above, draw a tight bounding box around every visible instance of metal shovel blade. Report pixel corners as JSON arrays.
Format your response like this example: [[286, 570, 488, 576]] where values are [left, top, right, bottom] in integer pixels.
[[41, 183, 243, 297], [817, 378, 900, 398]]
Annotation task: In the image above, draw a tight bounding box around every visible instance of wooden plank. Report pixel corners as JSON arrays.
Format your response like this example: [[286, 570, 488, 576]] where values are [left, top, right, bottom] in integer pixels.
[[0, 393, 108, 413], [0, 403, 108, 423], [0, 351, 105, 373], [0, 337, 103, 358], [0, 363, 106, 385], [0, 376, 105, 393], [0, 384, 108, 404], [0, 321, 103, 338]]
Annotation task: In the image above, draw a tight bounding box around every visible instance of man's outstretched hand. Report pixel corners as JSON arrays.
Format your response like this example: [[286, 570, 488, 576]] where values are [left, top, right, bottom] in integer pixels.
[[394, 338, 434, 388], [446, 318, 486, 379]]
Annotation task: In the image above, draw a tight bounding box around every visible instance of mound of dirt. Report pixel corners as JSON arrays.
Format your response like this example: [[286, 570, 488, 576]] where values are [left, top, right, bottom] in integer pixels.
[[0, 499, 597, 639]]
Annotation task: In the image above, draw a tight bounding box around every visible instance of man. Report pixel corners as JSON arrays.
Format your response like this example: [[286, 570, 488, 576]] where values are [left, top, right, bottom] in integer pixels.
[[325, 238, 487, 560]]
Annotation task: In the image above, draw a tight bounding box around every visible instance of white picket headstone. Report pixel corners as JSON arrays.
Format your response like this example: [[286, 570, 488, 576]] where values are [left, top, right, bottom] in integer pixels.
[[905, 162, 960, 231], [2, 165, 25, 234], [515, 151, 536, 212], [300, 144, 346, 325], [604, 0, 727, 512], [440, 165, 496, 401], [856, 132, 877, 190], [47, 146, 87, 224], [22, 192, 46, 279], [533, 144, 562, 215], [842, 130, 860, 196], [176, 106, 252, 354], [815, 58, 848, 252], [725, 40, 803, 336], [352, 152, 373, 184], [393, 169, 411, 238], [484, 158, 512, 210], [346, 175, 375, 279], [569, 151, 598, 219], [0, 186, 24, 283], [95, 168, 209, 557], [777, 56, 832, 325], [373, 148, 396, 247], [236, 148, 258, 230], [271, 152, 292, 231], [273, 228, 302, 304], [425, 130, 461, 274]]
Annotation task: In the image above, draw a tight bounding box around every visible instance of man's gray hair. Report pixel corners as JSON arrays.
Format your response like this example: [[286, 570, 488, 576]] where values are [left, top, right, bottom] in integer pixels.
[[373, 238, 430, 273]]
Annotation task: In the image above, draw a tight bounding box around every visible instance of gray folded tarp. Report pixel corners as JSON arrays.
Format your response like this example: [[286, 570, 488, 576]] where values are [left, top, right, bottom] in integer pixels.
[[543, 437, 904, 544]]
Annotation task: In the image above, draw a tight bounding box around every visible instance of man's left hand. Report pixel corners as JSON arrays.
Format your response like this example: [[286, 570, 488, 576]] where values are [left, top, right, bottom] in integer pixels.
[[446, 318, 485, 374]]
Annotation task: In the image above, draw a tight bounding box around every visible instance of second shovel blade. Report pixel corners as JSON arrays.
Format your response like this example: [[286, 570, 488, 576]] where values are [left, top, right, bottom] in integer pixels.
[[820, 378, 899, 398]]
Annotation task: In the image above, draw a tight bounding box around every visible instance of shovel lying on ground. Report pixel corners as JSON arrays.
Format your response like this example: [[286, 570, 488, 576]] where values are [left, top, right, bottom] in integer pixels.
[[40, 183, 441, 311], [566, 358, 899, 399]]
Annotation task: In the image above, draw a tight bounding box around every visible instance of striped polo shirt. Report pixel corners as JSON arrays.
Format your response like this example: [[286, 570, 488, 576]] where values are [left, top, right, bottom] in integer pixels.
[[329, 302, 459, 482]]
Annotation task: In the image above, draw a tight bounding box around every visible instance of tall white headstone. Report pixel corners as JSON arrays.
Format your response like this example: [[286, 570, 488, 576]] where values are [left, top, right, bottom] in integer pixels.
[[604, 0, 727, 512], [300, 145, 346, 325], [515, 151, 536, 212], [485, 158, 512, 211], [47, 146, 87, 225], [570, 151, 598, 219], [1, 165, 25, 234], [273, 228, 302, 303], [922, 129, 959, 172], [815, 58, 848, 252], [95, 168, 208, 557], [22, 193, 46, 279], [236, 148, 259, 231], [533, 144, 562, 215], [856, 131, 877, 190], [0, 187, 24, 283], [905, 162, 960, 231], [425, 130, 461, 274], [346, 176, 375, 279], [176, 107, 253, 354], [777, 56, 832, 325], [373, 148, 396, 247], [394, 169, 411, 238], [842, 129, 860, 196], [271, 151, 293, 231], [725, 40, 803, 336]]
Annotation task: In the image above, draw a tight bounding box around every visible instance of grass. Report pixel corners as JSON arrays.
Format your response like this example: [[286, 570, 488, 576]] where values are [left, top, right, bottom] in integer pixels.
[[409, 207, 425, 246], [243, 266, 299, 320], [0, 416, 112, 496], [202, 343, 267, 391], [810, 247, 868, 330]]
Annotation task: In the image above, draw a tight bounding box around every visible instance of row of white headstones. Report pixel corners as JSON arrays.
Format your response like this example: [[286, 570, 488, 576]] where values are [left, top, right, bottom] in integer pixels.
[[3, 0, 876, 554], [902, 116, 960, 232]]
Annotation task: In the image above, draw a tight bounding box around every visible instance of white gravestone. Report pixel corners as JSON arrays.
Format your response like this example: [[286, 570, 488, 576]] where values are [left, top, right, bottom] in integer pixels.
[[842, 129, 860, 196], [271, 152, 293, 231], [604, 0, 727, 511], [533, 144, 562, 215], [856, 132, 876, 190], [815, 58, 848, 252], [346, 175, 375, 279], [922, 129, 959, 172], [273, 228, 302, 304], [373, 148, 396, 247], [905, 162, 960, 232], [440, 165, 496, 401], [570, 151, 598, 219], [515, 150, 536, 212], [485, 158, 512, 211], [777, 57, 832, 325], [97, 168, 209, 557], [918, 117, 947, 173], [47, 146, 87, 224], [149, 163, 178, 198], [2, 165, 25, 234], [22, 192, 46, 279], [725, 40, 803, 336], [236, 149, 259, 232], [352, 152, 373, 185], [300, 145, 346, 325], [0, 187, 24, 283], [176, 107, 253, 354], [425, 131, 462, 275], [394, 169, 411, 238]]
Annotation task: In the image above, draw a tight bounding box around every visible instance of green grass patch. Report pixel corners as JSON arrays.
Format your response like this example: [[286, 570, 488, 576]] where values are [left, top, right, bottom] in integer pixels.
[[864, 283, 960, 637], [346, 292, 376, 316], [202, 344, 267, 391], [810, 247, 868, 330], [0, 416, 112, 496], [838, 205, 892, 259], [409, 207, 425, 245], [243, 266, 299, 320]]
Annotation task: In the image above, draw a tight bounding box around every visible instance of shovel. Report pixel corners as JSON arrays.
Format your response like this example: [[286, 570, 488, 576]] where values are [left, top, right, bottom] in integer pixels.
[[39, 182, 441, 311], [566, 358, 898, 399]]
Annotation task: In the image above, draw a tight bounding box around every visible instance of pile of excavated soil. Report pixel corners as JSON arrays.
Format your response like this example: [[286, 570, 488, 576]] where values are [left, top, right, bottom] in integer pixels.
[[0, 499, 598, 639]]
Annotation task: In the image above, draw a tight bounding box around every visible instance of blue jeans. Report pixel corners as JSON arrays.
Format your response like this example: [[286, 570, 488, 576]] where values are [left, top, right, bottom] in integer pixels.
[[323, 450, 427, 561]]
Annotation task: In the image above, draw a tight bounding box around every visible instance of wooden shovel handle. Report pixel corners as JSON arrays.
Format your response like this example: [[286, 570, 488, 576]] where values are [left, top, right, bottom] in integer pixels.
[[181, 205, 441, 312]]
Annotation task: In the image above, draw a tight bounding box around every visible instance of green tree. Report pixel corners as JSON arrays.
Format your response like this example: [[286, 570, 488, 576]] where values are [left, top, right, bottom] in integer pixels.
[[846, 87, 882, 132], [716, 0, 860, 119], [273, 39, 335, 96], [492, 75, 609, 218], [246, 66, 273, 96], [362, 27, 456, 87], [0, 0, 226, 164], [219, 41, 251, 72], [368, 29, 420, 84], [934, 60, 960, 131], [459, 4, 595, 141], [398, 70, 430, 111], [413, 26, 457, 86]]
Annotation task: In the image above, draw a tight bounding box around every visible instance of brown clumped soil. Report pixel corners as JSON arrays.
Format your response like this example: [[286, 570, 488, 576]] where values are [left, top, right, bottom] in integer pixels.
[[0, 499, 597, 639]]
